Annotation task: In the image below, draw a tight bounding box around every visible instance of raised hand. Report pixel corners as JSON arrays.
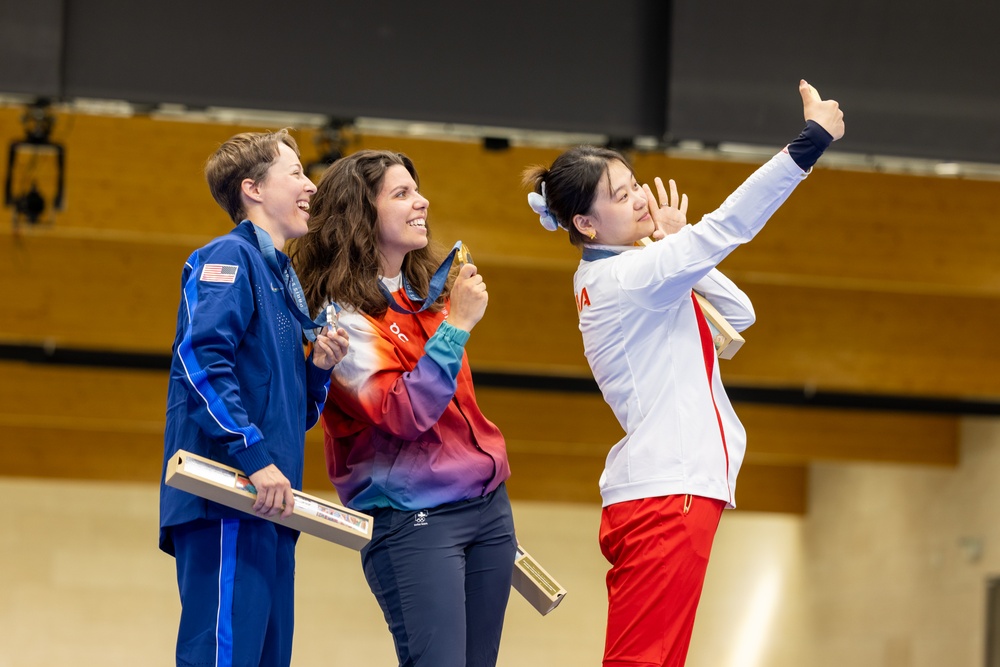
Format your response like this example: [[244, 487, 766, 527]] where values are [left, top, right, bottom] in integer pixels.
[[644, 177, 688, 240], [800, 79, 845, 141], [448, 263, 488, 332]]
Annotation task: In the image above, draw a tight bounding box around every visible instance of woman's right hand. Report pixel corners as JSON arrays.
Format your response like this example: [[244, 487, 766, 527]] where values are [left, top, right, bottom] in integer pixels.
[[448, 263, 488, 332], [249, 464, 295, 519], [800, 79, 845, 141], [645, 177, 688, 240]]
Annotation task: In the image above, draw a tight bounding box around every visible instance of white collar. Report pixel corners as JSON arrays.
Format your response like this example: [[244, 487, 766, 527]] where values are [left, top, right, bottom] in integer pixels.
[[380, 273, 403, 291]]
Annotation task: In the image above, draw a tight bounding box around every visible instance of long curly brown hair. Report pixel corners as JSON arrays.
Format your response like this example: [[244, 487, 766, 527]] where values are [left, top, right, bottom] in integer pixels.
[[290, 150, 450, 319]]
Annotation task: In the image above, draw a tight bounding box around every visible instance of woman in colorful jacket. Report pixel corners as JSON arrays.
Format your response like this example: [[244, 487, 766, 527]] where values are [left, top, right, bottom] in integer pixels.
[[522, 81, 845, 667], [292, 149, 516, 667]]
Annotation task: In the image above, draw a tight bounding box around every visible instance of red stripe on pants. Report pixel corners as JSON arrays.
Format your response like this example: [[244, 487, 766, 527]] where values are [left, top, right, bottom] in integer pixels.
[[600, 494, 725, 667]]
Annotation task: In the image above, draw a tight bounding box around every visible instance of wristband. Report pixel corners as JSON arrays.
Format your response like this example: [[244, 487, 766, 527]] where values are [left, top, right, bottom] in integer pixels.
[[786, 120, 833, 172]]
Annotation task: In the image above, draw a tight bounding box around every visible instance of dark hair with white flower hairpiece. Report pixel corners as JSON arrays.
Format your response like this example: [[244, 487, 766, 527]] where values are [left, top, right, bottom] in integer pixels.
[[521, 145, 634, 247]]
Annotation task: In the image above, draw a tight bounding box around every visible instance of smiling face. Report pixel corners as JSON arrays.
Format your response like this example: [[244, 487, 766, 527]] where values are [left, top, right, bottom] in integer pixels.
[[375, 164, 429, 276], [249, 142, 316, 248], [574, 159, 652, 246]]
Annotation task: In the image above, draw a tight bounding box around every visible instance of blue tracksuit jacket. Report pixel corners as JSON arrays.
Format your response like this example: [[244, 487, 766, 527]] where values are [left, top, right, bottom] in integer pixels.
[[158, 220, 330, 554]]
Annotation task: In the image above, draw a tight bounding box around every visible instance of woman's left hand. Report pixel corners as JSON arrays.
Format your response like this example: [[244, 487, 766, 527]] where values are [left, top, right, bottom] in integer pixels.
[[644, 177, 688, 240], [312, 326, 350, 370]]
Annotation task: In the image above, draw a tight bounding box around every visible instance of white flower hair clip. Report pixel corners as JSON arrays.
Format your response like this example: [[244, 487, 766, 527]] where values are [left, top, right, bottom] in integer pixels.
[[527, 182, 560, 232]]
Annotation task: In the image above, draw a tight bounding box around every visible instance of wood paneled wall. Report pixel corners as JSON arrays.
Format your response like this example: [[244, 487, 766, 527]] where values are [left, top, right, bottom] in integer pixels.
[[1, 104, 983, 512], [0, 360, 957, 514]]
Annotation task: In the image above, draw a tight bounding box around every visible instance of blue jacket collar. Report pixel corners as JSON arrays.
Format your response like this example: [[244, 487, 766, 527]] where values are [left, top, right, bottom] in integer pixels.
[[581, 243, 638, 262]]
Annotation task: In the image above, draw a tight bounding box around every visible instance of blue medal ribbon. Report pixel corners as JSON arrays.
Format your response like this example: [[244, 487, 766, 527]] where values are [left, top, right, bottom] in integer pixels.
[[379, 240, 465, 315], [246, 221, 340, 342]]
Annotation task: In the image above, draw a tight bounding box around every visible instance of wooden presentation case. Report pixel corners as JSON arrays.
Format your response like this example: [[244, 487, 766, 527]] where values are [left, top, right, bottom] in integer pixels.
[[512, 544, 567, 615], [693, 292, 745, 359], [165, 450, 372, 550], [166, 450, 567, 614]]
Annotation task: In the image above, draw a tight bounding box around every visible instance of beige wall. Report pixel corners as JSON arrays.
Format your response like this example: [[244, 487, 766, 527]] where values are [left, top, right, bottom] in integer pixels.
[[803, 417, 1000, 667], [3, 418, 996, 666]]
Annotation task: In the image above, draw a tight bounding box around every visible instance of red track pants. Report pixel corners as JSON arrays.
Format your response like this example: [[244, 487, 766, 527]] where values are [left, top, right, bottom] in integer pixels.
[[599, 494, 726, 667]]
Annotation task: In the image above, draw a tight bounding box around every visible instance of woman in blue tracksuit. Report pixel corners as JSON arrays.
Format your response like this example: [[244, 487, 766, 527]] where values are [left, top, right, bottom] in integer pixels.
[[159, 129, 349, 667]]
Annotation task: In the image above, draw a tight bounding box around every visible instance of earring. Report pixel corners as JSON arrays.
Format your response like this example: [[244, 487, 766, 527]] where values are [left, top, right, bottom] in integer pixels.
[[587, 230, 597, 240]]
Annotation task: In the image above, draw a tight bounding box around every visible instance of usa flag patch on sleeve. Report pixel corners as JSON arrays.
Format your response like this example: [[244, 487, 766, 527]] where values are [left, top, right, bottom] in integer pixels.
[[200, 264, 239, 283]]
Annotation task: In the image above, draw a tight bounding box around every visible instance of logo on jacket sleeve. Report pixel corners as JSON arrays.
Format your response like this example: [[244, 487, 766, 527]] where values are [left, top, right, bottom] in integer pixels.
[[575, 286, 591, 312], [200, 264, 239, 284]]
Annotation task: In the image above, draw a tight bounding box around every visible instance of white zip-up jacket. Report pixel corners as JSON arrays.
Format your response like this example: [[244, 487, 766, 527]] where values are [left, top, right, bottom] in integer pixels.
[[574, 149, 810, 508]]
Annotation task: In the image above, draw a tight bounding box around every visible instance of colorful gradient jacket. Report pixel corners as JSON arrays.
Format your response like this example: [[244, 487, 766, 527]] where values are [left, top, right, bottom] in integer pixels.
[[320, 275, 509, 511]]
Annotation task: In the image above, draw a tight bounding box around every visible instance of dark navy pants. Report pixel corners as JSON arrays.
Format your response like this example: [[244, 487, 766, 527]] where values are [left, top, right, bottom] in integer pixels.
[[362, 484, 517, 667], [172, 518, 298, 667]]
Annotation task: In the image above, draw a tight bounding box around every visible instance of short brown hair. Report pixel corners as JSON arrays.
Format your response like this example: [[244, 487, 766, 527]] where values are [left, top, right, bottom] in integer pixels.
[[205, 129, 300, 223]]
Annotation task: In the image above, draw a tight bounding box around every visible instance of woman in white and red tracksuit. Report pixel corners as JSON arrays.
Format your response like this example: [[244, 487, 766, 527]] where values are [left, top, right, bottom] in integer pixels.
[[523, 81, 845, 667]]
